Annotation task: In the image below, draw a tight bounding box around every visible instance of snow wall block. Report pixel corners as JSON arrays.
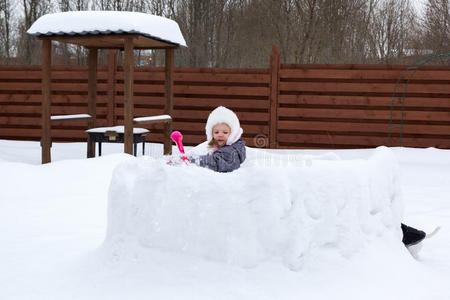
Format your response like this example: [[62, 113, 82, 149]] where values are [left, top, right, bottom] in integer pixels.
[[104, 146, 403, 270]]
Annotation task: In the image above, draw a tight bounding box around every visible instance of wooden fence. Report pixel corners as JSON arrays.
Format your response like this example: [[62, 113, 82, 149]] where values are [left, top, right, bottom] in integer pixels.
[[1, 48, 450, 149], [277, 63, 450, 149]]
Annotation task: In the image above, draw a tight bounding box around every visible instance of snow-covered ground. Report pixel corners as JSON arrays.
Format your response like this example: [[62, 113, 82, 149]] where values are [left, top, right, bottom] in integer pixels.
[[0, 139, 449, 300]]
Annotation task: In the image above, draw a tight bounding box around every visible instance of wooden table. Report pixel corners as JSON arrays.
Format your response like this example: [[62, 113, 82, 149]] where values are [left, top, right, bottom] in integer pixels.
[[86, 126, 149, 157]]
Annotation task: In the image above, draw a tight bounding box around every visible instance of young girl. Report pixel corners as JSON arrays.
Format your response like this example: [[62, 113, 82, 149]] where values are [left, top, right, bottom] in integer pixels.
[[189, 106, 246, 173]]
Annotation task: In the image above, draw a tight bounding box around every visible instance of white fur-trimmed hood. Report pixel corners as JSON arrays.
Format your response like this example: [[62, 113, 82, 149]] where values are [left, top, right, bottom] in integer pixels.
[[205, 106, 243, 145]]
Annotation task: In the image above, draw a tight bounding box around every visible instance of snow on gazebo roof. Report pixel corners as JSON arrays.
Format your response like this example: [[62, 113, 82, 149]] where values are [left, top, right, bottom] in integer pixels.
[[27, 11, 187, 48]]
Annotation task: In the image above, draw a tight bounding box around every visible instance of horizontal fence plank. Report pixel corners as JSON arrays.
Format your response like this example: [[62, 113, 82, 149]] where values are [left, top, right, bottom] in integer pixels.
[[115, 71, 270, 84], [123, 108, 270, 122], [0, 105, 108, 115], [279, 68, 450, 81], [277, 133, 450, 148], [0, 128, 89, 139], [173, 97, 269, 109], [170, 121, 269, 134], [0, 116, 107, 127], [0, 94, 108, 104], [0, 82, 109, 92], [278, 95, 450, 109], [127, 66, 270, 74], [0, 65, 107, 71], [0, 70, 108, 80], [280, 64, 450, 70], [279, 82, 450, 95], [114, 96, 270, 109], [114, 84, 269, 97], [278, 120, 450, 135], [278, 107, 450, 122], [174, 67, 270, 74]]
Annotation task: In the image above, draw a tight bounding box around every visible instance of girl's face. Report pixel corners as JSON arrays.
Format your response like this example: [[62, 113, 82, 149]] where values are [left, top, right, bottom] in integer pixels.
[[212, 123, 231, 147]]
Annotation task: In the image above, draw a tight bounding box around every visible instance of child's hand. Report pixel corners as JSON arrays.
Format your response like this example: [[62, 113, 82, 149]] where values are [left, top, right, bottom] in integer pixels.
[[166, 155, 190, 166]]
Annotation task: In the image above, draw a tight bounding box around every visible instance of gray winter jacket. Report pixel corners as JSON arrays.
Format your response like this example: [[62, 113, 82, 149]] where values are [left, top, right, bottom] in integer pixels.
[[191, 140, 246, 173]]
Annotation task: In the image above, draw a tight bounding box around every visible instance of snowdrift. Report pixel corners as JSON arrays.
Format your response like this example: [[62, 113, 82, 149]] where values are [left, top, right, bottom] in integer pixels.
[[104, 146, 403, 270]]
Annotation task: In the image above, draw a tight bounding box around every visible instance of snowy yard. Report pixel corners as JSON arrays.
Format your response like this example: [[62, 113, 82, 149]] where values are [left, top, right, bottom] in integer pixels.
[[0, 139, 449, 300]]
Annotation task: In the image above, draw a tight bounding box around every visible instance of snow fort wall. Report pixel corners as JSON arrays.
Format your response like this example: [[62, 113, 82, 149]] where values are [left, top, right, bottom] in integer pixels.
[[104, 146, 403, 270]]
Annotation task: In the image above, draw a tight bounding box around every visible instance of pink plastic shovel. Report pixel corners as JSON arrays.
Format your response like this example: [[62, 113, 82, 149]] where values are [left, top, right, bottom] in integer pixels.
[[170, 131, 190, 163]]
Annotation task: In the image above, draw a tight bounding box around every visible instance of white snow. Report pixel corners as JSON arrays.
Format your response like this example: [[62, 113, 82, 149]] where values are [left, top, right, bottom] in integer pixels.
[[51, 113, 91, 120], [133, 115, 172, 122], [0, 139, 449, 300], [86, 125, 149, 134], [27, 11, 187, 47], [106, 146, 403, 270]]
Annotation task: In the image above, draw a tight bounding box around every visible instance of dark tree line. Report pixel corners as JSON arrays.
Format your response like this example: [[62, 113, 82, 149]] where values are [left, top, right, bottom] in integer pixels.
[[1, 0, 449, 67]]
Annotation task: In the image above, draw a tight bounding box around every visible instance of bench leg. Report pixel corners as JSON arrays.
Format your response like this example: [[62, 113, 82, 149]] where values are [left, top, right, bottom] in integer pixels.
[[87, 135, 95, 158], [142, 142, 145, 156], [99, 142, 102, 156], [134, 143, 137, 156]]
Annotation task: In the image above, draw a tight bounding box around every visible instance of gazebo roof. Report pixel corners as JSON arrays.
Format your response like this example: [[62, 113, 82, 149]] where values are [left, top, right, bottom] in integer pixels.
[[27, 11, 187, 49]]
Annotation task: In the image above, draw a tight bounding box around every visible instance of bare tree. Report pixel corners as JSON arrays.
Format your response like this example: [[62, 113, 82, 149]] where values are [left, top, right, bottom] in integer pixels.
[[146, 0, 177, 16], [174, 0, 258, 68], [94, 0, 147, 11], [368, 0, 416, 64], [300, 0, 377, 64], [53, 0, 90, 65], [234, 0, 378, 65], [139, 0, 178, 66], [0, 0, 14, 63], [3, 0, 423, 66], [260, 0, 299, 64], [175, 0, 217, 67], [421, 0, 450, 60], [16, 0, 53, 65]]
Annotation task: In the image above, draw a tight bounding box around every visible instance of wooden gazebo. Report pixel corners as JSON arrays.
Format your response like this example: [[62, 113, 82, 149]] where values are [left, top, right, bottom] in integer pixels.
[[27, 11, 186, 164]]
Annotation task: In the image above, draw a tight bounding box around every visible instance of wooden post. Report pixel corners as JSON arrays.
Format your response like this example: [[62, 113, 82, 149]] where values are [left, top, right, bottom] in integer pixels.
[[107, 50, 117, 126], [269, 45, 280, 149], [87, 48, 98, 158], [41, 39, 52, 164], [123, 37, 134, 155], [164, 48, 174, 155]]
